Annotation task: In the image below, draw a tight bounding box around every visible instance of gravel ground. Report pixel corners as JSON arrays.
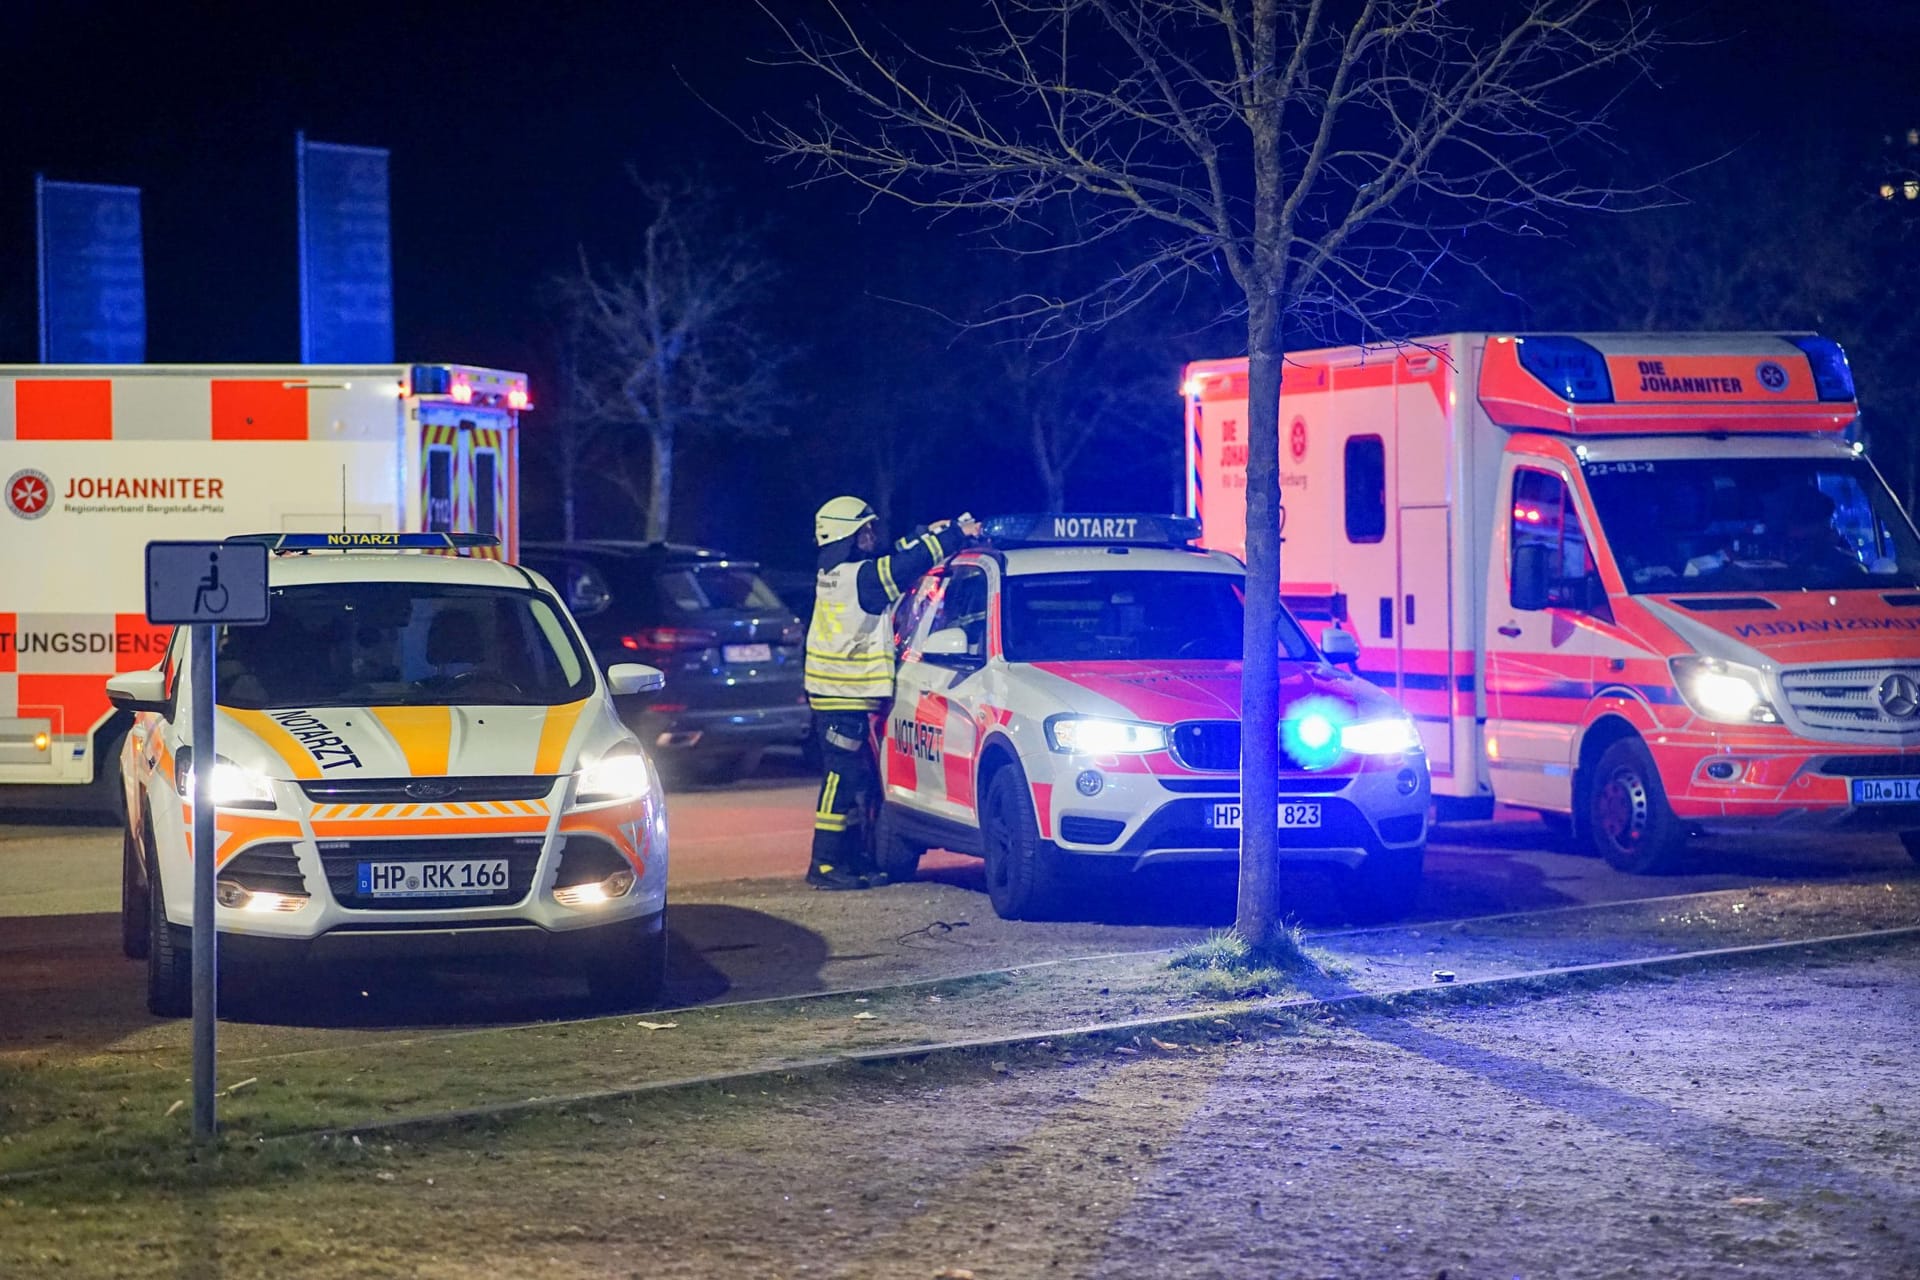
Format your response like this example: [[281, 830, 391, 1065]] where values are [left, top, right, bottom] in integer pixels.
[[5, 941, 1915, 1279]]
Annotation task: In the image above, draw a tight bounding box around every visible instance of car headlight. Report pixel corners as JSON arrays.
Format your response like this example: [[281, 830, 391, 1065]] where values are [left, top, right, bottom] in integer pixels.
[[174, 749, 276, 810], [575, 747, 654, 803], [1339, 713, 1423, 756], [1669, 656, 1780, 725], [1045, 716, 1168, 754]]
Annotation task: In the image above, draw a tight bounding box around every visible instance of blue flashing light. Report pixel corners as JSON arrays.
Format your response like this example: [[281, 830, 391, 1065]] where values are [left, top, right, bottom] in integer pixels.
[[1281, 696, 1349, 772], [1516, 335, 1614, 403], [227, 532, 500, 552], [410, 364, 452, 396], [981, 513, 1202, 549], [1786, 335, 1856, 402]]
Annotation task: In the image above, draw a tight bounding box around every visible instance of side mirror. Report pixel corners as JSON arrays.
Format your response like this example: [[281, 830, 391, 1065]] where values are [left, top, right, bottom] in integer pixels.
[[1511, 541, 1551, 612], [920, 626, 980, 666], [606, 663, 665, 696], [1319, 626, 1360, 667], [106, 669, 169, 714]]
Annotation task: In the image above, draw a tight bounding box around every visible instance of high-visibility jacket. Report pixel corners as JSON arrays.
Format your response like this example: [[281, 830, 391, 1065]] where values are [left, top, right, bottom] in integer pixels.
[[806, 525, 964, 711]]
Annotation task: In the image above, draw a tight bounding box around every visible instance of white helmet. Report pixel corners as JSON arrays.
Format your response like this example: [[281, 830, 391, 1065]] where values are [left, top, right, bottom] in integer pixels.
[[814, 495, 876, 546]]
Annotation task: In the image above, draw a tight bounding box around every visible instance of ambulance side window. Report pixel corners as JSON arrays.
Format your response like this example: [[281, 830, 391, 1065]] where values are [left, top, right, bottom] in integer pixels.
[[1344, 436, 1387, 543], [929, 565, 988, 659], [1510, 468, 1598, 611], [473, 450, 498, 540]]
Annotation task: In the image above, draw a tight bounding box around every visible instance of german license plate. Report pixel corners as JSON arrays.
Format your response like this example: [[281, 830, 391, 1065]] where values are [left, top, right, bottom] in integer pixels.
[[1210, 802, 1322, 830], [1851, 777, 1920, 804], [723, 643, 772, 664], [356, 859, 509, 897]]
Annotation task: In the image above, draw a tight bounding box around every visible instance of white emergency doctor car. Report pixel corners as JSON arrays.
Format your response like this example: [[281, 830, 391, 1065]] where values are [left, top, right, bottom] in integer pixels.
[[108, 533, 670, 1015], [875, 514, 1430, 920]]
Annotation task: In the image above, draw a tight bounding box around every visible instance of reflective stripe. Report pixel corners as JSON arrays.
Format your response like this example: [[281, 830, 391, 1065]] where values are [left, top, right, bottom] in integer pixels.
[[878, 556, 900, 602], [804, 648, 892, 667], [920, 533, 940, 559], [813, 815, 848, 831], [817, 772, 840, 818], [810, 696, 883, 711]]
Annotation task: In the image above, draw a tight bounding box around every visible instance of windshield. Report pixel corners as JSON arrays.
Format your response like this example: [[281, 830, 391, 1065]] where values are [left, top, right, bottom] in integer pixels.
[[1001, 571, 1315, 662], [216, 583, 593, 709], [1584, 455, 1920, 594], [655, 565, 786, 614]]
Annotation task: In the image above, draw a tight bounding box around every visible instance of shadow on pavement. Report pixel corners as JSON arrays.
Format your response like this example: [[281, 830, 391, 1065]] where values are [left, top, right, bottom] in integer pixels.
[[213, 903, 833, 1027]]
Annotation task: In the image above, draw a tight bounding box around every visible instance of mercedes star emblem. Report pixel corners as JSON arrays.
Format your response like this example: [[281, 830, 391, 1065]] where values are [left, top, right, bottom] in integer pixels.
[[1875, 672, 1920, 720]]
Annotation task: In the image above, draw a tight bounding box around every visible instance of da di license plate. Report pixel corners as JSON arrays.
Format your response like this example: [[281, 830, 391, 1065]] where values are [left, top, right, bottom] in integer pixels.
[[357, 859, 509, 898], [1210, 802, 1322, 830], [1851, 777, 1920, 804]]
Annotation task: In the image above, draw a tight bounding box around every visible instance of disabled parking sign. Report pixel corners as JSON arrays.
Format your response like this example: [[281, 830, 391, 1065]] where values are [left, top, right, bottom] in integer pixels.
[[145, 541, 271, 625]]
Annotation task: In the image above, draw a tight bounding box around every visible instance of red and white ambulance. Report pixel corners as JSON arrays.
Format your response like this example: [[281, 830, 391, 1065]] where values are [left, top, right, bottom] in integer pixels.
[[875, 514, 1431, 920], [1184, 333, 1920, 871], [0, 363, 530, 813]]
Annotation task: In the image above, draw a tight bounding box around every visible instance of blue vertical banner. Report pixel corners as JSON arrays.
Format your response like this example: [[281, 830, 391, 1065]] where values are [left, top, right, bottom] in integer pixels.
[[36, 177, 146, 363], [296, 133, 394, 363]]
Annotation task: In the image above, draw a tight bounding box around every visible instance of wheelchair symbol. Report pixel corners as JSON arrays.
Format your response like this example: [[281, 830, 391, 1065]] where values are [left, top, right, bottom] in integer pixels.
[[193, 551, 230, 615]]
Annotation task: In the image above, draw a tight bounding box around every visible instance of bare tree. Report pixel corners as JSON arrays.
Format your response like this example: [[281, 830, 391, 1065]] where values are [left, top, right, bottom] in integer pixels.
[[756, 0, 1657, 947], [554, 176, 786, 542]]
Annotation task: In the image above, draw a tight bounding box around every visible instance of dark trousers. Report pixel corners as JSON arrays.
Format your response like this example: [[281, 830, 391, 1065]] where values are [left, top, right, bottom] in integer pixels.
[[811, 710, 879, 872]]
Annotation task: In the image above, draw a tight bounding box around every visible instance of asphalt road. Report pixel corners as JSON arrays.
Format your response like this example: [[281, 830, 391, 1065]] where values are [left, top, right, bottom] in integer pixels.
[[2, 754, 1915, 1057]]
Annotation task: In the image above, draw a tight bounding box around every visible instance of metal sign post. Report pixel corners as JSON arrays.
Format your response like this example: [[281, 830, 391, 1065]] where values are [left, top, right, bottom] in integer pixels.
[[145, 541, 270, 1144]]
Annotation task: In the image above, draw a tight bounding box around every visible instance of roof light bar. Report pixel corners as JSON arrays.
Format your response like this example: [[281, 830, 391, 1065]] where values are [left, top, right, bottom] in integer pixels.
[[981, 513, 1202, 549], [226, 532, 501, 552]]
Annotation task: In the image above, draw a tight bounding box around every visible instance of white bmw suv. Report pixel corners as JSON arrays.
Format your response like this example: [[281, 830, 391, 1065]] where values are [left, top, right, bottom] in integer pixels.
[[109, 533, 670, 1014]]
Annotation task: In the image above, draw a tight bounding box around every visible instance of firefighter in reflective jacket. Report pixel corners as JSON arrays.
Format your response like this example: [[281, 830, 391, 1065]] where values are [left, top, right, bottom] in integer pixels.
[[806, 496, 982, 889]]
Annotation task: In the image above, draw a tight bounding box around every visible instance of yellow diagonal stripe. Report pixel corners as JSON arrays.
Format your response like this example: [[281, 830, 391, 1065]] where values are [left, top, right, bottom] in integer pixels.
[[222, 709, 324, 780], [536, 700, 589, 774], [370, 706, 453, 776]]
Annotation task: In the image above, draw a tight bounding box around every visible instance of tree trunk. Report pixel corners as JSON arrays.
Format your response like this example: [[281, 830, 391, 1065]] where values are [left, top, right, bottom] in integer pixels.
[[646, 424, 673, 543], [1236, 293, 1285, 949], [1235, 0, 1284, 950]]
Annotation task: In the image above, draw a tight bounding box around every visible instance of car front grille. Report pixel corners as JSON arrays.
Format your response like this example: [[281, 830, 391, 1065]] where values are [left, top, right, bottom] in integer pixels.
[[315, 836, 545, 910], [1168, 720, 1358, 774], [1057, 815, 1127, 846], [1814, 754, 1920, 777], [1780, 664, 1920, 737], [299, 776, 560, 804], [1170, 721, 1239, 771], [221, 843, 308, 895]]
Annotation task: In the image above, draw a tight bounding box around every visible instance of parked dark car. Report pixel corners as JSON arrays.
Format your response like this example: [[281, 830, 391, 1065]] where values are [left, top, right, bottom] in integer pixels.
[[520, 541, 811, 783]]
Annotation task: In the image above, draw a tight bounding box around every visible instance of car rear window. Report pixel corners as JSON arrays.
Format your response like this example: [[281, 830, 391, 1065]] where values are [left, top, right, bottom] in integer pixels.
[[656, 565, 785, 614]]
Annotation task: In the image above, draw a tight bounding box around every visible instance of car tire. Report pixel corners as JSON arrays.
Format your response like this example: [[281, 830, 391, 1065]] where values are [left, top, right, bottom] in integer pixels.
[[1337, 844, 1425, 923], [873, 806, 927, 882], [121, 826, 149, 960], [588, 917, 670, 1010], [146, 855, 192, 1018], [1585, 736, 1687, 874], [980, 766, 1067, 921], [1901, 831, 1920, 864]]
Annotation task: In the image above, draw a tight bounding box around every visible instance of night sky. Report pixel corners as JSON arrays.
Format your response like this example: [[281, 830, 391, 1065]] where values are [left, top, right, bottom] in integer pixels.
[[6, 1, 1918, 567]]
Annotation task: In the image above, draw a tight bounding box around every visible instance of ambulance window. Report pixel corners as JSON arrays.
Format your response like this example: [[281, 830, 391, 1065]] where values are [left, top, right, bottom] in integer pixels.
[[426, 448, 454, 533], [1510, 468, 1595, 610], [474, 451, 498, 539], [1344, 436, 1386, 543], [929, 566, 988, 658]]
